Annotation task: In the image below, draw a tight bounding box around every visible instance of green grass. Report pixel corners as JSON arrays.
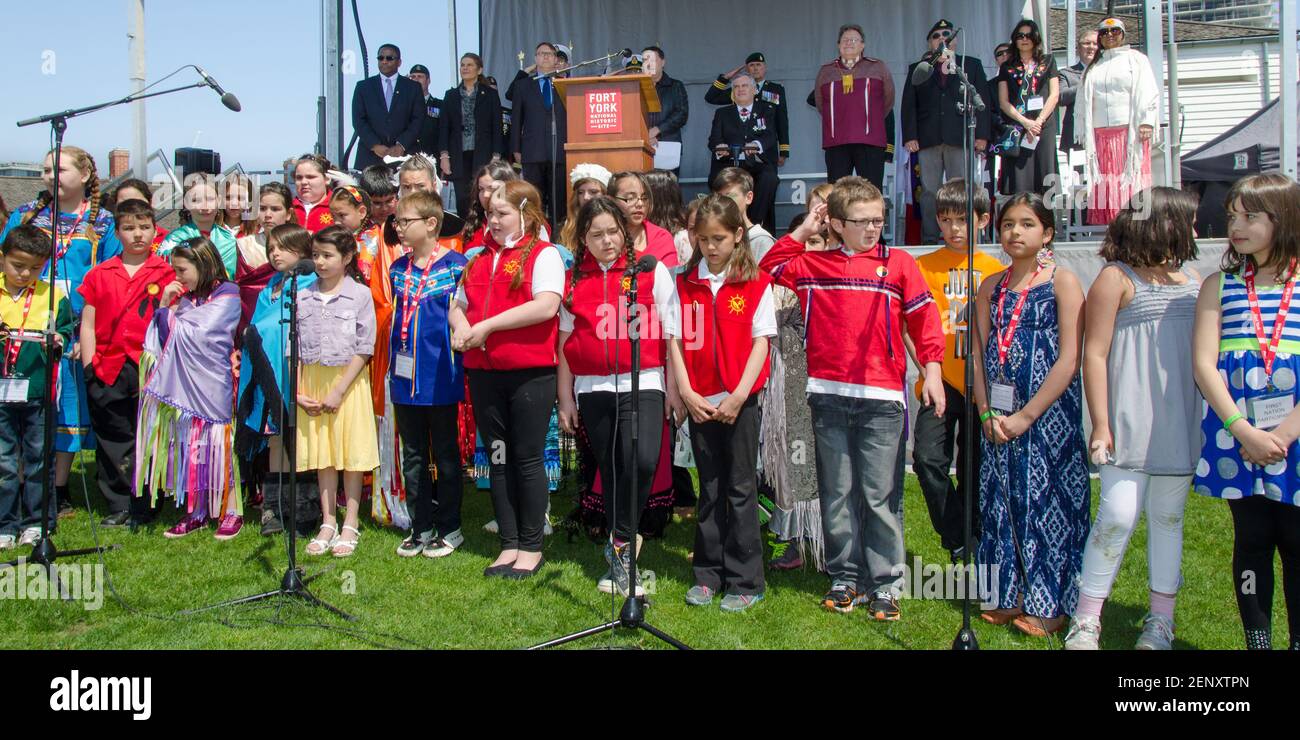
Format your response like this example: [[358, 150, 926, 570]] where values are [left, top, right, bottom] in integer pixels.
[[0, 460, 1285, 650]]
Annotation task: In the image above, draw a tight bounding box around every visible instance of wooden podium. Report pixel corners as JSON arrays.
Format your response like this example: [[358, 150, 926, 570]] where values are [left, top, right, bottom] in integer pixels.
[[554, 73, 661, 203]]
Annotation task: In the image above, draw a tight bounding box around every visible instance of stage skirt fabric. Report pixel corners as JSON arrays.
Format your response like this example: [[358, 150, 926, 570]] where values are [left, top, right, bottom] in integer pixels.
[[1087, 125, 1151, 226], [296, 363, 381, 473]]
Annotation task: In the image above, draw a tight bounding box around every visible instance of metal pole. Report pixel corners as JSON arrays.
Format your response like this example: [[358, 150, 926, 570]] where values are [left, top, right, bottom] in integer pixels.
[[324, 0, 343, 165], [1168, 0, 1182, 189], [128, 0, 147, 180], [1283, 0, 1298, 179], [1067, 0, 1078, 68], [449, 0, 459, 83], [1144, 0, 1170, 186]]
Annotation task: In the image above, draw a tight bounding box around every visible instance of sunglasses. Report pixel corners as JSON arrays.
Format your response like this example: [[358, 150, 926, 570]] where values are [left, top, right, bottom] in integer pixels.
[[995, 48, 1011, 56], [1013, 31, 1033, 41], [1098, 28, 1123, 36], [930, 30, 952, 40], [378, 55, 397, 61]]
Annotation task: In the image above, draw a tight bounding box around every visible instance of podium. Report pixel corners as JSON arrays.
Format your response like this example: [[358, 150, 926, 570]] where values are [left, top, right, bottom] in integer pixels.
[[554, 73, 661, 203]]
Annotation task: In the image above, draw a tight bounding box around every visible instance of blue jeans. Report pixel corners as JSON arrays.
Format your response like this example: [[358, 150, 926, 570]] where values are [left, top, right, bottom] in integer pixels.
[[0, 401, 49, 535], [809, 393, 906, 597]]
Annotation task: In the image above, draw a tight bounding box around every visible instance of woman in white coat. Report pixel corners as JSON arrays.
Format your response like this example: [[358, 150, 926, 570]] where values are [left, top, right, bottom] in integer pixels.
[[1075, 17, 1159, 225]]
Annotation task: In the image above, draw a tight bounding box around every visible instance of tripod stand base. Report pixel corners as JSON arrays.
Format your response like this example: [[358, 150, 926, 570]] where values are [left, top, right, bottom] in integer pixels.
[[951, 626, 980, 651], [528, 595, 692, 650], [1, 535, 118, 570], [181, 566, 355, 621]]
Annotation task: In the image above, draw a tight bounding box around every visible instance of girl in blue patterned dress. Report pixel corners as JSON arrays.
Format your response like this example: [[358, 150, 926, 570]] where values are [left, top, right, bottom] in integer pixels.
[[972, 192, 1090, 638], [1, 146, 121, 509], [1192, 173, 1300, 651]]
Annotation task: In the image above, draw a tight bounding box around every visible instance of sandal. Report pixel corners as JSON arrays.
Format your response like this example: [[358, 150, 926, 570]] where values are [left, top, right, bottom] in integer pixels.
[[306, 523, 337, 556], [1012, 614, 1065, 637], [980, 608, 1023, 625], [332, 525, 360, 558]]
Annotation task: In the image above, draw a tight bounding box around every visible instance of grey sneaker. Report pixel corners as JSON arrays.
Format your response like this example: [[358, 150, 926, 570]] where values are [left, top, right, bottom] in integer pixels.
[[18, 527, 42, 546], [720, 592, 764, 613], [396, 532, 430, 558], [604, 540, 632, 595], [483, 519, 499, 534], [1135, 613, 1174, 651], [0, 534, 15, 550], [685, 585, 715, 606], [423, 529, 464, 558], [1064, 615, 1101, 650]]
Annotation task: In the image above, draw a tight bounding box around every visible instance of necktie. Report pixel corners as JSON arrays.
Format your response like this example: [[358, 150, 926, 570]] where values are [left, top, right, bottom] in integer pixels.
[[384, 77, 394, 111], [541, 77, 553, 110]]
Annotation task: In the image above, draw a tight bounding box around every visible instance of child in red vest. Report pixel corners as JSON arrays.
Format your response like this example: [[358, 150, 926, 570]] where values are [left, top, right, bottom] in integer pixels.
[[760, 177, 946, 620], [556, 195, 680, 596], [668, 194, 776, 612]]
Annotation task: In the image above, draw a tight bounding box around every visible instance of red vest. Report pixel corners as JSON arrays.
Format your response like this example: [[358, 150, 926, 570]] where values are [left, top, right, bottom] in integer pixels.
[[563, 254, 665, 377], [292, 196, 335, 234], [461, 233, 559, 371], [676, 269, 773, 397]]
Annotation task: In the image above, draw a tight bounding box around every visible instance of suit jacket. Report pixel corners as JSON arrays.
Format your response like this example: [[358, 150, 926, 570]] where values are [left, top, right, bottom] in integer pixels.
[[414, 94, 443, 156], [437, 84, 506, 177], [901, 53, 992, 149], [1058, 61, 1086, 153], [708, 101, 780, 170], [506, 70, 567, 164], [352, 74, 425, 170], [705, 76, 790, 158], [647, 73, 689, 144]]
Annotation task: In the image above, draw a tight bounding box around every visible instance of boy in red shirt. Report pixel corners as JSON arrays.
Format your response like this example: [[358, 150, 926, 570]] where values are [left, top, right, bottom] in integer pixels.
[[79, 200, 175, 528], [760, 177, 946, 620]]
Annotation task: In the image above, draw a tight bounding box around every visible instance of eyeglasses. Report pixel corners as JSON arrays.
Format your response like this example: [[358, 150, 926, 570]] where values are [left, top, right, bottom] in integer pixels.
[[615, 195, 648, 205], [1013, 31, 1033, 41], [378, 55, 397, 61], [393, 217, 428, 229], [840, 217, 886, 229], [930, 30, 952, 40], [536, 51, 556, 58]]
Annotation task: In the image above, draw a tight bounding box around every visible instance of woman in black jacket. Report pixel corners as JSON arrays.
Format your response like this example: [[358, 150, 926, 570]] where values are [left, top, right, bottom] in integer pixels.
[[438, 53, 506, 216]]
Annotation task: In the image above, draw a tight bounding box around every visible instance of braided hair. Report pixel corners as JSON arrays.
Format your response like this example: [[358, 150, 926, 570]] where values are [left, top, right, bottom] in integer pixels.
[[24, 145, 103, 253]]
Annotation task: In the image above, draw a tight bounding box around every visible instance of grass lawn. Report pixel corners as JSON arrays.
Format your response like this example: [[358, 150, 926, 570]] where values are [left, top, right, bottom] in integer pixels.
[[1, 458, 1283, 650]]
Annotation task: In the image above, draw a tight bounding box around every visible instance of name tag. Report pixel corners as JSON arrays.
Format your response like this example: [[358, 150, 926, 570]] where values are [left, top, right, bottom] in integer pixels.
[[1249, 392, 1295, 431], [394, 351, 415, 380], [1026, 96, 1044, 112], [989, 382, 1015, 413], [0, 378, 30, 403]]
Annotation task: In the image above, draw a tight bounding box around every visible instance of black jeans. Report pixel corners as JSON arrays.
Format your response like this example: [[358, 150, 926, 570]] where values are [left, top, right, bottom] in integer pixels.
[[578, 390, 664, 543], [824, 144, 886, 190], [522, 161, 566, 229], [1228, 496, 1300, 645], [85, 361, 151, 520], [450, 150, 475, 218], [691, 396, 765, 595], [468, 367, 556, 553], [393, 402, 464, 540], [912, 381, 981, 552]]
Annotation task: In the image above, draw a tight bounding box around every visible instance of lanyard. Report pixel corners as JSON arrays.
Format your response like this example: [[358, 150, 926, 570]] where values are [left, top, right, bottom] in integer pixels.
[[3, 286, 36, 377], [1243, 260, 1297, 383], [994, 265, 1045, 374], [53, 205, 88, 263], [399, 253, 439, 349]]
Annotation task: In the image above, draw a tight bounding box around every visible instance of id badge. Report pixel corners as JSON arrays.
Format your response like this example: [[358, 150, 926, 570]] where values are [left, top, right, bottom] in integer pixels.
[[0, 378, 29, 403], [990, 382, 1015, 413], [1249, 392, 1295, 431], [394, 350, 415, 380], [1026, 96, 1044, 112]]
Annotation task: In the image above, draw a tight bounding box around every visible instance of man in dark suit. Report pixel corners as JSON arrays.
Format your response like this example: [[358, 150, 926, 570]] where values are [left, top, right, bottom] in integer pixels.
[[1058, 29, 1098, 155], [507, 42, 568, 227], [409, 63, 443, 158], [901, 19, 991, 244], [705, 52, 791, 167], [351, 44, 426, 171], [708, 74, 780, 231]]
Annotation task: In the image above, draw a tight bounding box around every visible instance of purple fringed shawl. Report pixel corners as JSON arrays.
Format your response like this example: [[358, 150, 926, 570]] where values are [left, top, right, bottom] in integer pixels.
[[144, 281, 240, 422]]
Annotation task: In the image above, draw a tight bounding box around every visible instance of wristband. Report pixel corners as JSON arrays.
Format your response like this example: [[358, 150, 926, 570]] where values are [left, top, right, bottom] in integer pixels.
[[1223, 412, 1245, 431], [980, 410, 997, 422]]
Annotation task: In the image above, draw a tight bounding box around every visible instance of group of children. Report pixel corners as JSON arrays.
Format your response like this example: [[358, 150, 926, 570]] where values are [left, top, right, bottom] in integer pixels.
[[2, 142, 1297, 648]]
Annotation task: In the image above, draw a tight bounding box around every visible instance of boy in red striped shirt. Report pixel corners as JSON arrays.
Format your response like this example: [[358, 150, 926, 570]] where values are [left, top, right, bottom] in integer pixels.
[[760, 177, 946, 619]]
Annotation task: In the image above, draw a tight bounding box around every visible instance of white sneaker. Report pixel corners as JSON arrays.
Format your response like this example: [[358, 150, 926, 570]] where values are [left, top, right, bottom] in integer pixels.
[[1135, 613, 1175, 650], [1063, 615, 1101, 650], [18, 527, 41, 546], [0, 534, 15, 550], [423, 529, 464, 558], [482, 519, 499, 534]]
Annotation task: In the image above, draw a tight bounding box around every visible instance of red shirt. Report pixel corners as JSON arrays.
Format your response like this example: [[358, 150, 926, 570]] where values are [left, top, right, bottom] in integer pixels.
[[78, 255, 176, 384]]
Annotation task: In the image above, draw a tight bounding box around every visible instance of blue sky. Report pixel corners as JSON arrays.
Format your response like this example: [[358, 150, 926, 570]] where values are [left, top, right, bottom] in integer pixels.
[[0, 0, 480, 174]]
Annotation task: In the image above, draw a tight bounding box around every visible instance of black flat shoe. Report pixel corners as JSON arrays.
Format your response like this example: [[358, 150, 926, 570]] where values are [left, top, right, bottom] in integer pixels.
[[484, 562, 517, 578], [100, 511, 131, 528], [504, 557, 545, 580]]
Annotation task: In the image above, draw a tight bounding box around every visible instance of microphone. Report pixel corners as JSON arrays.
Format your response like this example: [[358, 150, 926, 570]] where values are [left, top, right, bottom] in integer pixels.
[[194, 65, 242, 111], [624, 254, 658, 275], [293, 259, 316, 276], [620, 48, 634, 58], [910, 29, 961, 86]]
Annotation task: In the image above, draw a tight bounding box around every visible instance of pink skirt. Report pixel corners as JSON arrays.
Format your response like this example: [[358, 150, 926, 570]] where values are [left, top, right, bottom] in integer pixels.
[[1087, 125, 1151, 225]]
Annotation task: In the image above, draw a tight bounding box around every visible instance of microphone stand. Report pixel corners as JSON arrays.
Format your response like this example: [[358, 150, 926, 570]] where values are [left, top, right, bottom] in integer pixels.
[[3, 78, 226, 580], [530, 259, 689, 650], [183, 268, 353, 620], [950, 37, 985, 652]]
